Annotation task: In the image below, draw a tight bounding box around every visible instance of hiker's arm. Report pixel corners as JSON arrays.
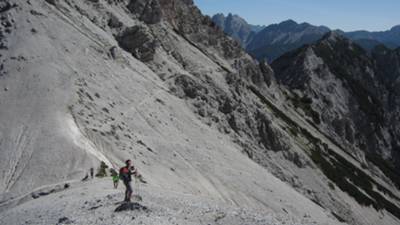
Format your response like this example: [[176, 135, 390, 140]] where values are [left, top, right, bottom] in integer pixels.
[[129, 166, 138, 175]]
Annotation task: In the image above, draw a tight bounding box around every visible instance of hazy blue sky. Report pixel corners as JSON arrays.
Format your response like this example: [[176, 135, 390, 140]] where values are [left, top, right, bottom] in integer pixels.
[[193, 0, 400, 31]]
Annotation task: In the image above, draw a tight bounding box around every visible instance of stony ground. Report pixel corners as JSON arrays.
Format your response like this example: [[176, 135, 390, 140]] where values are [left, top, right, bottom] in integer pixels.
[[0, 179, 314, 225]]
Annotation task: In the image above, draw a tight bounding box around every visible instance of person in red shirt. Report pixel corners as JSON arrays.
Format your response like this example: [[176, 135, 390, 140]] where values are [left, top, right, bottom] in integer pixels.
[[119, 159, 136, 202]]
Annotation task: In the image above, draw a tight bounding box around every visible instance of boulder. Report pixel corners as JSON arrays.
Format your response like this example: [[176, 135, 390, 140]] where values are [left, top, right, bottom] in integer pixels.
[[116, 26, 157, 62]]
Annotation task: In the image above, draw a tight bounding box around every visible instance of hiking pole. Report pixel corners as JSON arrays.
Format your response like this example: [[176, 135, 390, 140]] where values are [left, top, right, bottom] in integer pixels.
[[136, 176, 139, 197], [135, 177, 142, 201], [134, 175, 142, 201]]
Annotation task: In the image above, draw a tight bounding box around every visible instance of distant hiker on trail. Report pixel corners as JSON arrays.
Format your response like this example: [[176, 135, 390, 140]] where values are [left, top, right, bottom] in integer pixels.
[[119, 159, 147, 202], [90, 167, 94, 179], [110, 168, 119, 189]]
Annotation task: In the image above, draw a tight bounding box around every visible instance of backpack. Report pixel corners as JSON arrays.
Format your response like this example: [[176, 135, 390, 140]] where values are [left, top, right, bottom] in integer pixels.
[[119, 167, 131, 182]]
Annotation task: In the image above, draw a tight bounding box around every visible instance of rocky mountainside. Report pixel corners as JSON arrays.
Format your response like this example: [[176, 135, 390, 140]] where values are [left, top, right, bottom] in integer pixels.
[[272, 31, 400, 219], [0, 1, 400, 225], [272, 33, 400, 164], [211, 13, 264, 47]]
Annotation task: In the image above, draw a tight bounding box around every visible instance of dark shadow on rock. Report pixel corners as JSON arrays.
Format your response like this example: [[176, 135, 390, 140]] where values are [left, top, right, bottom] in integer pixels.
[[57, 216, 72, 224], [89, 205, 102, 210], [114, 202, 149, 213]]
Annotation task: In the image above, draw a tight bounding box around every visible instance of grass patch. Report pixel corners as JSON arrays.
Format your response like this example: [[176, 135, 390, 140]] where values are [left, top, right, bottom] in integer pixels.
[[366, 153, 400, 189], [95, 161, 109, 178], [311, 146, 400, 218]]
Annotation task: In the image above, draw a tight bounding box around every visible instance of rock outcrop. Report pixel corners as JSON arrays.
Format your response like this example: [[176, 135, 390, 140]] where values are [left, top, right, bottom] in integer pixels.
[[116, 25, 157, 62]]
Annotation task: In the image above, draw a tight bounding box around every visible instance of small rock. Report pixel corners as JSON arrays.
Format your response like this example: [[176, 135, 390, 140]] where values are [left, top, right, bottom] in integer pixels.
[[57, 216, 72, 224], [114, 202, 149, 212], [30, 10, 44, 16], [109, 46, 120, 60], [89, 205, 102, 210], [31, 193, 39, 199]]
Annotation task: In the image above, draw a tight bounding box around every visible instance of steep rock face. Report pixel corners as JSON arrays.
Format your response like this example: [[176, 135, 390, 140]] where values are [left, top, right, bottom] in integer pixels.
[[270, 33, 400, 223], [372, 45, 400, 85], [372, 46, 400, 169], [272, 32, 400, 186]]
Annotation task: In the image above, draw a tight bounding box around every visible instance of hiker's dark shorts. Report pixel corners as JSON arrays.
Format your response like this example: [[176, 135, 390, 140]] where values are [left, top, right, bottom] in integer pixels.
[[124, 181, 132, 193]]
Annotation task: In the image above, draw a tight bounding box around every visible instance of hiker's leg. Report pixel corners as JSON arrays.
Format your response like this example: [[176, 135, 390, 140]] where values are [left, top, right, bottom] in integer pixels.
[[124, 181, 129, 201], [127, 183, 133, 201]]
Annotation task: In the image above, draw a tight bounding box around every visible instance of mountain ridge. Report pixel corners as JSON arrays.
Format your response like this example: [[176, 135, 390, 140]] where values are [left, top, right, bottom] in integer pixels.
[[212, 13, 400, 61]]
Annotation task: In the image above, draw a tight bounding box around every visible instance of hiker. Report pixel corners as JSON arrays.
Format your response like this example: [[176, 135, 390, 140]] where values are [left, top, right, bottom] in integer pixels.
[[119, 160, 137, 202], [110, 168, 119, 189], [119, 159, 147, 202], [90, 167, 94, 179]]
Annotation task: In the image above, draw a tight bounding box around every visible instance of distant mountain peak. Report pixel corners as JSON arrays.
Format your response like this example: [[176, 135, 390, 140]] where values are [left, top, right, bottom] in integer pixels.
[[279, 19, 298, 26], [213, 13, 225, 18], [211, 13, 264, 46], [247, 19, 331, 61], [391, 25, 400, 32], [321, 31, 346, 43]]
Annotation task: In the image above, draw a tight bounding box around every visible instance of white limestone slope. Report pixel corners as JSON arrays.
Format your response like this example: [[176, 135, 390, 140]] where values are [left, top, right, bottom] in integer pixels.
[[0, 1, 345, 224]]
